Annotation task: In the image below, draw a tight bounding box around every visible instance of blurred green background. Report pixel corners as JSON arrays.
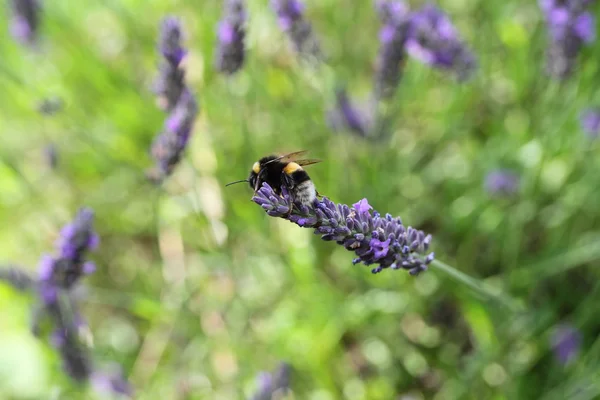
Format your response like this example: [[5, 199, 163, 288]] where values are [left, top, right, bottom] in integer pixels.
[[1, 0, 600, 399]]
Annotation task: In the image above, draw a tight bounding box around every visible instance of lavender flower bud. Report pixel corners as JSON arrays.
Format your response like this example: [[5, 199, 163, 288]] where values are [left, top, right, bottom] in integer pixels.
[[271, 0, 321, 60], [580, 107, 600, 139], [405, 5, 476, 81], [154, 17, 187, 112], [215, 0, 247, 74], [550, 323, 582, 365], [540, 0, 595, 79], [149, 90, 199, 182], [373, 0, 411, 100], [250, 362, 291, 400], [9, 0, 40, 46], [326, 88, 372, 136], [485, 169, 520, 197], [252, 183, 434, 275]]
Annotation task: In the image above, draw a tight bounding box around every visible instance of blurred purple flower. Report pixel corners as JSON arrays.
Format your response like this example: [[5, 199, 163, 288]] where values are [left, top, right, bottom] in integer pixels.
[[485, 170, 520, 197], [154, 17, 187, 112], [550, 323, 582, 365], [9, 0, 40, 46], [149, 90, 199, 182], [150, 18, 199, 182], [539, 0, 596, 79], [373, 0, 411, 100], [580, 108, 600, 139], [215, 0, 247, 74], [327, 88, 372, 136], [405, 5, 476, 80], [253, 183, 434, 275], [250, 363, 291, 400], [271, 0, 321, 59], [92, 367, 134, 397]]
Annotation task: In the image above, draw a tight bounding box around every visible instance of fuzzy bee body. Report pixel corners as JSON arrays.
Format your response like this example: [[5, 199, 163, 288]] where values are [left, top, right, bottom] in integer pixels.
[[246, 151, 321, 207]]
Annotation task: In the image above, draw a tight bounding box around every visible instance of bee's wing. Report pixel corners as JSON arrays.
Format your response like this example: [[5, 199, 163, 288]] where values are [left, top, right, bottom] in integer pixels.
[[295, 159, 322, 167], [264, 150, 309, 166]]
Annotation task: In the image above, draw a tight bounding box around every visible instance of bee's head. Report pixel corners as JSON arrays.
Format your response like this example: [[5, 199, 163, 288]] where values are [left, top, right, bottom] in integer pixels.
[[248, 161, 261, 191]]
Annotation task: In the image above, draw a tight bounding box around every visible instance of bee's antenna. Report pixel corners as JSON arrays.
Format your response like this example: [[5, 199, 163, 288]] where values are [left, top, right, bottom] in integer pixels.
[[225, 179, 248, 187]]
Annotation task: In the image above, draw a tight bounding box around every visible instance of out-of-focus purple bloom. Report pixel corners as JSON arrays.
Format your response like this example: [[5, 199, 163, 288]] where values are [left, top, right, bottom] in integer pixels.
[[150, 18, 199, 182], [327, 88, 372, 137], [540, 0, 596, 79], [92, 367, 134, 397], [36, 208, 98, 293], [550, 323, 582, 365], [9, 0, 40, 46], [215, 0, 247, 74], [149, 90, 199, 182], [154, 17, 187, 112], [485, 170, 520, 197], [373, 0, 410, 100], [271, 0, 321, 59], [405, 5, 476, 80], [250, 363, 291, 400], [253, 183, 434, 275], [580, 108, 600, 139], [53, 326, 93, 382]]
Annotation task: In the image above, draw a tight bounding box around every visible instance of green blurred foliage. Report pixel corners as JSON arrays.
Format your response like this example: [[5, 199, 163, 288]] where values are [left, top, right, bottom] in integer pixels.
[[1, 0, 600, 399]]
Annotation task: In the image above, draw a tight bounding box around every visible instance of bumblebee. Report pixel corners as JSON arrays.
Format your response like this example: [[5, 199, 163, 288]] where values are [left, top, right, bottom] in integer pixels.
[[226, 151, 321, 206]]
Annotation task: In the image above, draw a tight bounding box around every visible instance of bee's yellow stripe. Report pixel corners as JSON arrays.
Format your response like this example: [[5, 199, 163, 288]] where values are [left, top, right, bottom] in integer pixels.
[[283, 162, 302, 174], [252, 162, 260, 173]]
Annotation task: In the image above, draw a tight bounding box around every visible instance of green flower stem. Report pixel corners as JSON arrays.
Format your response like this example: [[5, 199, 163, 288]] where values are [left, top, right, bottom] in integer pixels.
[[430, 259, 521, 311]]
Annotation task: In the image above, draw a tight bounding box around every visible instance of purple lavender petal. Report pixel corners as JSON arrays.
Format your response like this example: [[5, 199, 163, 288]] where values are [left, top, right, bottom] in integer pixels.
[[550, 323, 582, 365]]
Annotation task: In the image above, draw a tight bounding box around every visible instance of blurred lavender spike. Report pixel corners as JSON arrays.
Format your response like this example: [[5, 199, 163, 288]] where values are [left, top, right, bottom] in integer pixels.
[[149, 90, 199, 182], [327, 88, 372, 137], [215, 0, 247, 74], [253, 183, 434, 275], [0, 266, 35, 291], [92, 366, 134, 397], [9, 0, 40, 46], [580, 108, 600, 139], [250, 362, 291, 400], [405, 4, 476, 81], [150, 18, 199, 182], [271, 0, 321, 60], [485, 169, 520, 197], [37, 208, 99, 293], [540, 0, 595, 79], [154, 17, 187, 112], [373, 0, 411, 100], [550, 323, 582, 365]]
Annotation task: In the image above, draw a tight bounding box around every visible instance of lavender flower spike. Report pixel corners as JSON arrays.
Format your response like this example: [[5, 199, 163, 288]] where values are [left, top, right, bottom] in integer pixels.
[[250, 363, 291, 400], [373, 0, 411, 100], [154, 17, 187, 112], [405, 4, 476, 81], [253, 183, 434, 275], [484, 169, 520, 197], [9, 0, 40, 46], [327, 88, 372, 137], [215, 0, 247, 74], [580, 108, 600, 139], [550, 323, 582, 365], [149, 90, 199, 181], [150, 17, 199, 182], [540, 0, 595, 79], [271, 0, 321, 59]]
